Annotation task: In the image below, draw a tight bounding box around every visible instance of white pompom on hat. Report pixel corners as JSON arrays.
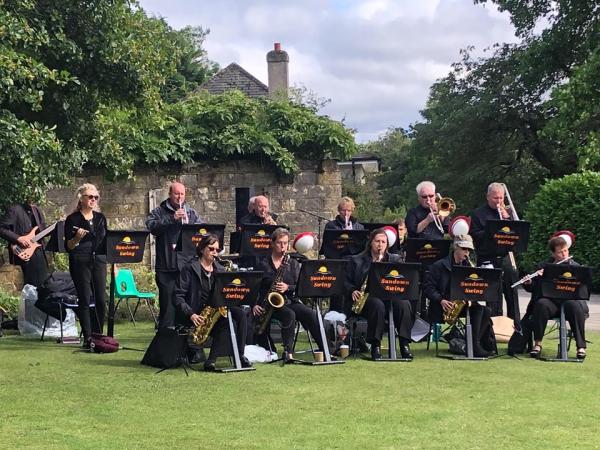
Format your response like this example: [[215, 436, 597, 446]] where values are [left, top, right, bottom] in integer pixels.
[[293, 232, 315, 254], [552, 230, 576, 248]]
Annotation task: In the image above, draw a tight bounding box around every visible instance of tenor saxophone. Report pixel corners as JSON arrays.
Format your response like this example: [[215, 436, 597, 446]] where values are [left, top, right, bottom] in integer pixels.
[[189, 257, 232, 346], [254, 253, 288, 335], [352, 251, 383, 314], [442, 257, 475, 325]]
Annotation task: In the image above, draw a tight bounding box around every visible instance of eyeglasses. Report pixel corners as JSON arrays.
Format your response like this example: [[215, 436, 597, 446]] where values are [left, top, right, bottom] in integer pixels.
[[420, 194, 435, 199], [208, 246, 220, 252], [84, 195, 99, 200]]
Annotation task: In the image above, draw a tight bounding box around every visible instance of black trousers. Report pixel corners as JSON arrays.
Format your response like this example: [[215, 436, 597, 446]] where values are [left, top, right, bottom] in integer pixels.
[[205, 306, 248, 361], [20, 250, 48, 288], [256, 302, 325, 353], [465, 303, 495, 353], [155, 271, 178, 328], [532, 298, 588, 349], [360, 297, 414, 345], [69, 254, 106, 341], [481, 255, 518, 318]]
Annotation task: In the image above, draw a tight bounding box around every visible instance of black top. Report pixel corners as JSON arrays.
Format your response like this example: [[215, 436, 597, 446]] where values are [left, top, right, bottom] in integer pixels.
[[405, 205, 446, 239], [422, 254, 470, 323], [64, 210, 107, 256], [470, 203, 499, 259], [324, 215, 365, 231], [257, 255, 301, 305], [174, 259, 225, 326], [345, 251, 401, 293], [0, 203, 47, 264]]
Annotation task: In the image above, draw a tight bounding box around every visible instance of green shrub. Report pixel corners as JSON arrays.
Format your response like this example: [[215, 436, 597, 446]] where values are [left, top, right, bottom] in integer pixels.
[[0, 289, 20, 320], [522, 171, 600, 290]]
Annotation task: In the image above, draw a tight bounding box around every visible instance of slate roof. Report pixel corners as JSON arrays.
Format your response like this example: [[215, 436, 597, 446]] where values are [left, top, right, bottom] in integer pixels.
[[198, 63, 269, 98]]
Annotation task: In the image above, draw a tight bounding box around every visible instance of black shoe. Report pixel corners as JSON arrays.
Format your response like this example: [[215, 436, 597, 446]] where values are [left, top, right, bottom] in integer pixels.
[[530, 344, 542, 359], [474, 348, 492, 358], [282, 351, 294, 364], [188, 349, 206, 365], [240, 356, 253, 368], [400, 344, 414, 360], [371, 345, 382, 360], [82, 338, 92, 350], [576, 349, 587, 360], [203, 361, 216, 372]]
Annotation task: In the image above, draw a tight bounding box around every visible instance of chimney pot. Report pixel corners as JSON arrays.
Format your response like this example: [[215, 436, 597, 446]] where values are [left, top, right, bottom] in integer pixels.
[[274, 42, 281, 52]]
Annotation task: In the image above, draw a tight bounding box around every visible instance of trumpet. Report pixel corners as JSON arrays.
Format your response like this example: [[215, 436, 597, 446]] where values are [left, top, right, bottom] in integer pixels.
[[263, 212, 277, 225], [430, 194, 455, 234]]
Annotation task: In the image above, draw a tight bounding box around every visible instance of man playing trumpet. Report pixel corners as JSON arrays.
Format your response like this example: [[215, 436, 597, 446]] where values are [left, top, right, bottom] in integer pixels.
[[240, 195, 277, 226]]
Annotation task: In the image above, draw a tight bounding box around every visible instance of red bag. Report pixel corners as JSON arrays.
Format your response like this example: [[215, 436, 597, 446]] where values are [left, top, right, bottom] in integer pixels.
[[90, 333, 119, 353]]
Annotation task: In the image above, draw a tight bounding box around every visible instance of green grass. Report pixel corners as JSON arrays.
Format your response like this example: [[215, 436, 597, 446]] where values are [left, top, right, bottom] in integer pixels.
[[1, 323, 600, 449]]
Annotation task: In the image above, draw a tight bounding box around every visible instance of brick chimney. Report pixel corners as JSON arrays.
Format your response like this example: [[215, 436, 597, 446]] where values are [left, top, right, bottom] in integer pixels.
[[266, 42, 289, 98]]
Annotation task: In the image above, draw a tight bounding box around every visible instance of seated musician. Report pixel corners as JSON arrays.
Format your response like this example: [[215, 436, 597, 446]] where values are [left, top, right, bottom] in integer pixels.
[[345, 228, 414, 360], [405, 181, 448, 239], [254, 228, 326, 362], [239, 195, 277, 225], [325, 197, 364, 230], [174, 234, 252, 371], [423, 234, 495, 357], [523, 233, 588, 359]]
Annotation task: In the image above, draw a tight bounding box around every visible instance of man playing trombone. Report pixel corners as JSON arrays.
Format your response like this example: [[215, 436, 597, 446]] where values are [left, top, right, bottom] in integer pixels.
[[405, 181, 450, 239], [470, 182, 519, 318]]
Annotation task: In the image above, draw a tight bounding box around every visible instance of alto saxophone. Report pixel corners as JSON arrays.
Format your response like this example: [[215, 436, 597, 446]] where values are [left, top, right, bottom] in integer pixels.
[[189, 257, 232, 346], [442, 257, 475, 325], [254, 253, 288, 335], [352, 251, 383, 315]]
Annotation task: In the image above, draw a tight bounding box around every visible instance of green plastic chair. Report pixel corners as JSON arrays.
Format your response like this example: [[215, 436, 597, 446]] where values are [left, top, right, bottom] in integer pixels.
[[114, 268, 157, 326]]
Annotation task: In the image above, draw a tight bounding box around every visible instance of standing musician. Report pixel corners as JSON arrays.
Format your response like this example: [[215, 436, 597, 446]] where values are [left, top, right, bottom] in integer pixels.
[[325, 197, 364, 231], [174, 234, 252, 371], [345, 228, 414, 360], [0, 200, 49, 287], [254, 228, 326, 361], [64, 184, 107, 349], [405, 181, 449, 239], [523, 233, 588, 359], [239, 195, 277, 226], [470, 182, 518, 318], [423, 234, 495, 357], [146, 182, 204, 328], [390, 218, 407, 258]]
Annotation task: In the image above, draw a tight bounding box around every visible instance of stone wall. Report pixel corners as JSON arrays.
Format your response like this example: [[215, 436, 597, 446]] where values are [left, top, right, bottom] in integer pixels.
[[40, 158, 341, 263]]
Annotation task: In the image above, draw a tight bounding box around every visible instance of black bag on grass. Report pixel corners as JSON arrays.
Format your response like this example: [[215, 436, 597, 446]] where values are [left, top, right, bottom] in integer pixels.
[[141, 327, 188, 369], [508, 315, 534, 355]]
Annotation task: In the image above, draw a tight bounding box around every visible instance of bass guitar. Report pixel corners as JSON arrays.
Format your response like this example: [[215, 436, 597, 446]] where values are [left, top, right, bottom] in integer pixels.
[[11, 222, 57, 262]]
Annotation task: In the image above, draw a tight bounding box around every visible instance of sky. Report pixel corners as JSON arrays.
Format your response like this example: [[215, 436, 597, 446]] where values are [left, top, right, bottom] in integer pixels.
[[137, 0, 518, 143]]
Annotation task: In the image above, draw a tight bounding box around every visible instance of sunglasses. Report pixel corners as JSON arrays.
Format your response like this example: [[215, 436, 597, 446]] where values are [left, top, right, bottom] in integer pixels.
[[420, 194, 435, 199], [84, 194, 99, 200], [208, 246, 220, 252]]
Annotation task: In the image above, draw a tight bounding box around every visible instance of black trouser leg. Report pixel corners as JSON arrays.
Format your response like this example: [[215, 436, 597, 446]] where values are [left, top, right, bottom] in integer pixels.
[[69, 255, 93, 341], [289, 302, 325, 352], [155, 271, 177, 328], [207, 306, 248, 361], [21, 250, 48, 288], [90, 258, 106, 334], [501, 255, 519, 319], [563, 300, 587, 349], [270, 306, 296, 353], [468, 303, 493, 352], [360, 296, 385, 344], [389, 299, 414, 342], [532, 297, 558, 342]]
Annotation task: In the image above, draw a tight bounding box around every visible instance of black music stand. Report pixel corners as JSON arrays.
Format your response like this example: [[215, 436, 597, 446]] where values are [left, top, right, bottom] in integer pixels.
[[539, 264, 592, 363], [295, 259, 348, 365], [367, 262, 421, 361], [104, 230, 149, 337], [483, 220, 530, 257], [176, 224, 225, 256], [438, 266, 502, 360], [45, 220, 66, 253], [211, 271, 263, 372], [319, 229, 368, 259]]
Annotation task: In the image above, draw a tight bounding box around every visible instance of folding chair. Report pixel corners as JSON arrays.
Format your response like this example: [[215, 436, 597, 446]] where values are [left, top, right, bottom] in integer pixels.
[[41, 296, 86, 343], [114, 268, 157, 326]]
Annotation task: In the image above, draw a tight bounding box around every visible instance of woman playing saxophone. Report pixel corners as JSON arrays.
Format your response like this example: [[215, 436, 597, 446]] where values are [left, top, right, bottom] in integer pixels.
[[174, 234, 252, 371], [345, 228, 415, 360]]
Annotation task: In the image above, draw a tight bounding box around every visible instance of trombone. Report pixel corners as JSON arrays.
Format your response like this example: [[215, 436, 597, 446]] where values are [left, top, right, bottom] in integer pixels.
[[497, 183, 519, 221], [430, 194, 455, 234]]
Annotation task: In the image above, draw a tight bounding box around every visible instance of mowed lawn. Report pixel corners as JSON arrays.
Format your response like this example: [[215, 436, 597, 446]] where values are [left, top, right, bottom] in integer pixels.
[[1, 322, 599, 450]]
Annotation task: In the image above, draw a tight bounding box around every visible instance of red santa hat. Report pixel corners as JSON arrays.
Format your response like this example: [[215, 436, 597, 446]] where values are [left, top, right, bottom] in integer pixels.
[[449, 215, 471, 237], [293, 232, 315, 254], [552, 230, 576, 249]]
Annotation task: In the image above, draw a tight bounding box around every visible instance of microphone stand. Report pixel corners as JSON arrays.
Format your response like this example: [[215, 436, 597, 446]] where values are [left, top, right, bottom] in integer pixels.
[[296, 208, 330, 254]]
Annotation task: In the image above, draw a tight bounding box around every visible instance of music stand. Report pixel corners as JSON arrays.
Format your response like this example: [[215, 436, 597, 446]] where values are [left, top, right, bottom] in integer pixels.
[[439, 266, 502, 360], [211, 271, 263, 372], [539, 264, 592, 363], [104, 230, 149, 337], [405, 238, 450, 267], [45, 220, 66, 253], [367, 262, 421, 361], [295, 259, 348, 365], [176, 224, 225, 256], [319, 229, 368, 259], [483, 220, 530, 256]]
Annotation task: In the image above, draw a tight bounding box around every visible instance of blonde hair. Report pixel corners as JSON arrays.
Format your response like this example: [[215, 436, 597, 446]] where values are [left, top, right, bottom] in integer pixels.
[[73, 183, 100, 212], [338, 197, 355, 211]]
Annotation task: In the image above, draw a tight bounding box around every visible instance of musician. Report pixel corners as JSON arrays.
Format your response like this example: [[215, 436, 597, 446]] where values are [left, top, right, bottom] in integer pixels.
[[345, 228, 414, 360], [174, 234, 252, 370], [470, 182, 518, 318], [146, 182, 203, 328], [64, 184, 107, 349], [390, 218, 407, 257], [523, 235, 588, 359], [0, 200, 49, 287], [254, 228, 326, 361], [405, 181, 448, 239], [423, 234, 495, 357], [324, 197, 364, 230], [239, 195, 277, 225]]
